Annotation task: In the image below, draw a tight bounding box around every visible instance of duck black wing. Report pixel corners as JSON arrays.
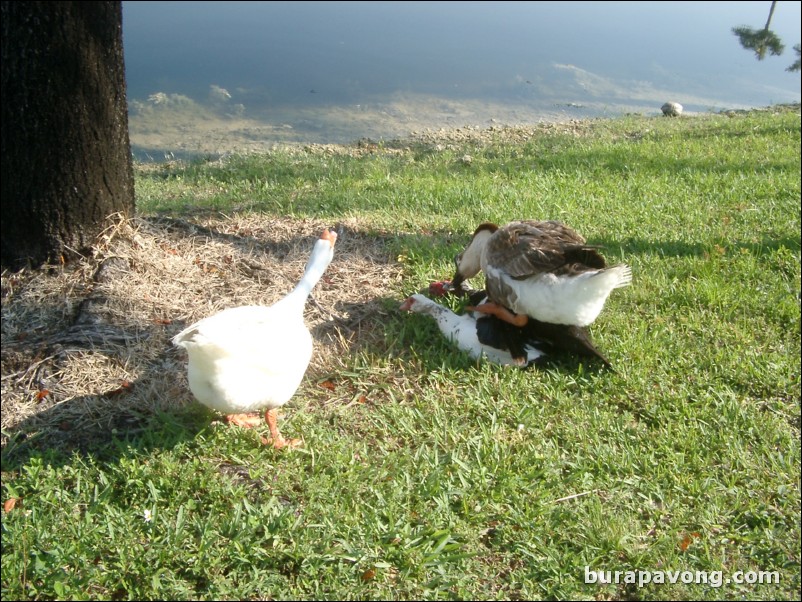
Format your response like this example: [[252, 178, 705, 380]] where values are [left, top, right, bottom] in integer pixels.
[[522, 318, 613, 369]]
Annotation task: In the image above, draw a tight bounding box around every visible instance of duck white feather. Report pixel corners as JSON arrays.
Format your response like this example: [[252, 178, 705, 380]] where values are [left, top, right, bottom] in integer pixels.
[[399, 294, 545, 367], [484, 262, 631, 326], [454, 220, 631, 327], [172, 229, 337, 447]]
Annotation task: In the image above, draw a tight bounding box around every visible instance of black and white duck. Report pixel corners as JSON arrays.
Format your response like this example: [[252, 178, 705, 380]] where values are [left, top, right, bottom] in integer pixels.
[[399, 293, 547, 367], [429, 283, 613, 369]]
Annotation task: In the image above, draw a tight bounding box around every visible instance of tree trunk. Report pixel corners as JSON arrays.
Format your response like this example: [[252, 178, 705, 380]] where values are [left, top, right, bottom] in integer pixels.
[[764, 0, 777, 31], [1, 1, 134, 270]]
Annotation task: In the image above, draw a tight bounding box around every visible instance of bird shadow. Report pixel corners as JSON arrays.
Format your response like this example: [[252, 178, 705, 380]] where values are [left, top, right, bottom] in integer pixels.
[[0, 217, 417, 470], [6, 213, 787, 471]]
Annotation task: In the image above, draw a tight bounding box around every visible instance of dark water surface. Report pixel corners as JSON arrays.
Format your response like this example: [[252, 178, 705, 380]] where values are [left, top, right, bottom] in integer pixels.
[[122, 1, 801, 156]]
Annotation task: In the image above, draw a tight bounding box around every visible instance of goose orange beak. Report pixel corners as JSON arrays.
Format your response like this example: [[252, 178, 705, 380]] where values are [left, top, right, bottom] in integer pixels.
[[321, 228, 338, 247]]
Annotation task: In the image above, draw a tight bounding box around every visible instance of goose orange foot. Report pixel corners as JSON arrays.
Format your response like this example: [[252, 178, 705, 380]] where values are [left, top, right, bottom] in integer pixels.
[[466, 302, 529, 327], [261, 408, 303, 449], [260, 435, 303, 449], [225, 413, 264, 428], [225, 411, 302, 448]]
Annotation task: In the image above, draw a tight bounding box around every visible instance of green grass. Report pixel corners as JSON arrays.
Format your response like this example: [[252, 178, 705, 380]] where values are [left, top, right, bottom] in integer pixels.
[[3, 106, 800, 600]]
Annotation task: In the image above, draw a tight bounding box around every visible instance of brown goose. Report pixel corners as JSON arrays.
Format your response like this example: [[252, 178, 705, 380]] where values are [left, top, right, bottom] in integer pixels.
[[452, 220, 631, 327]]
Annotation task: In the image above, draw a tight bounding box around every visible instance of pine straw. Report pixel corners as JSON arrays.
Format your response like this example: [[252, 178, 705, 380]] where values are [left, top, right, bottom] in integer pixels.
[[1, 213, 404, 453]]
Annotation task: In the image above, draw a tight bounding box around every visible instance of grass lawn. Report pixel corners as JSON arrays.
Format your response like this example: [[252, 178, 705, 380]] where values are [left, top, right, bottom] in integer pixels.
[[2, 105, 800, 600]]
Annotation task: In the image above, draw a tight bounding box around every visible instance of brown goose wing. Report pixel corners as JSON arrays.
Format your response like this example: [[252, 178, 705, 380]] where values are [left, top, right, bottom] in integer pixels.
[[486, 221, 605, 279]]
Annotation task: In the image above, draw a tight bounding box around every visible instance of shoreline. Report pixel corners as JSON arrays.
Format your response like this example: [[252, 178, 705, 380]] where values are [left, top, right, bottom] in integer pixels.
[[129, 92, 782, 162]]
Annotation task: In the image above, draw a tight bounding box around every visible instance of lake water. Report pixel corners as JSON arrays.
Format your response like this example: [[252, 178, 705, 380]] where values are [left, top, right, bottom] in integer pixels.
[[122, 1, 801, 158]]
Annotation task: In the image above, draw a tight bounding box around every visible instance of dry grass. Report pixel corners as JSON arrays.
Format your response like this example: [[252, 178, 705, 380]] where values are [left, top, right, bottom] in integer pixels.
[[1, 213, 404, 451]]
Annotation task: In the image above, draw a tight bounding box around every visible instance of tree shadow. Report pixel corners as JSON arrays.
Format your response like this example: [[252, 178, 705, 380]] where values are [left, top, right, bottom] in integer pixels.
[[0, 216, 414, 470], [1, 398, 211, 471], [588, 235, 801, 260], [4, 213, 795, 471]]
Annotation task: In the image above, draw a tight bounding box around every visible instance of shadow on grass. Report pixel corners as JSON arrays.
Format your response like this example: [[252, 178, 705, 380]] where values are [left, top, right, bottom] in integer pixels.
[[0, 217, 415, 471], [4, 213, 793, 472], [1, 403, 212, 471], [605, 235, 801, 260]]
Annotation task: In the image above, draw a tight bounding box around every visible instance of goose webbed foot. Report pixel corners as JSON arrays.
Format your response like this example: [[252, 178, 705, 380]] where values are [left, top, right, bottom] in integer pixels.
[[260, 435, 303, 449], [263, 408, 303, 449], [466, 302, 529, 327], [225, 413, 264, 428]]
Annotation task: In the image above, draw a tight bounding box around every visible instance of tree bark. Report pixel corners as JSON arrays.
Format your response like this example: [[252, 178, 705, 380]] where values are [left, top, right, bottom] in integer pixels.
[[1, 1, 134, 270]]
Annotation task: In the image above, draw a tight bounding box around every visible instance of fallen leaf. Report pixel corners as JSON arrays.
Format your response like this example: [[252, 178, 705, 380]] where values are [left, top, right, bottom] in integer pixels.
[[361, 568, 376, 582], [36, 389, 50, 400], [106, 380, 133, 397], [4, 498, 18, 513], [679, 531, 700, 552], [319, 380, 336, 391]]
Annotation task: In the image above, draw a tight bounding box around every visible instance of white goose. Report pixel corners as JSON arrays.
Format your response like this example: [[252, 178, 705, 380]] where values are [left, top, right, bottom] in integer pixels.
[[172, 228, 337, 448], [452, 220, 631, 327], [399, 293, 546, 367]]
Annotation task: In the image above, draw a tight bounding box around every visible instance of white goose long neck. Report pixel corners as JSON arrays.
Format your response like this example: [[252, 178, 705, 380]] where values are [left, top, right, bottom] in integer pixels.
[[464, 228, 494, 276], [278, 239, 333, 311]]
